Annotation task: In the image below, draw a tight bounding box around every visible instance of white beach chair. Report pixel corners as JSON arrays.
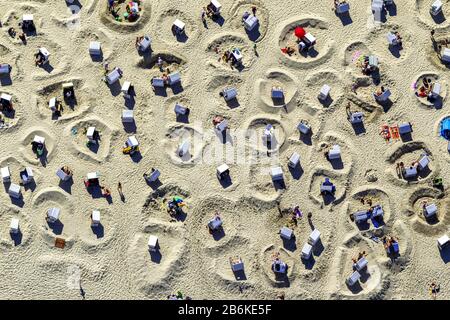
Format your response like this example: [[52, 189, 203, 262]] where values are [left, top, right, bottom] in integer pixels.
[[424, 204, 438, 218], [431, 83, 441, 98], [347, 271, 361, 286], [232, 49, 243, 63], [121, 81, 132, 98], [355, 257, 368, 271], [308, 229, 321, 246], [270, 166, 283, 181], [173, 19, 185, 34], [49, 97, 57, 112], [21, 167, 34, 185], [87, 127, 97, 144], [210, 0, 222, 14], [280, 227, 293, 240], [301, 243, 313, 259], [244, 15, 258, 31], [372, 0, 383, 22], [303, 33, 316, 46], [417, 155, 430, 170], [148, 235, 158, 252], [387, 32, 398, 46], [138, 36, 152, 52], [0, 63, 11, 75], [1, 166, 11, 182], [288, 152, 300, 168], [106, 69, 121, 85], [89, 41, 102, 56], [126, 136, 139, 149], [318, 85, 331, 101], [22, 14, 34, 29], [91, 210, 101, 227], [328, 145, 341, 160], [168, 72, 181, 86], [47, 207, 60, 223], [431, 0, 443, 16], [38, 48, 50, 64], [216, 164, 230, 180], [223, 88, 238, 101], [437, 235, 450, 250], [208, 217, 223, 231], [122, 110, 134, 123], [10, 218, 19, 234], [145, 169, 161, 182], [354, 211, 370, 224], [1, 93, 12, 105], [8, 183, 21, 199]]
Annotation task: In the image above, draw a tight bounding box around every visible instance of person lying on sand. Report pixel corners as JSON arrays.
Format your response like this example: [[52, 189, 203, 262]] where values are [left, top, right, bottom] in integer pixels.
[[101, 186, 111, 197]]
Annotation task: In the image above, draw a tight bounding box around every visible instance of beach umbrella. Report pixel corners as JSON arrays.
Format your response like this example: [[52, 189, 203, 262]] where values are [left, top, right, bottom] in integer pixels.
[[294, 27, 306, 38]]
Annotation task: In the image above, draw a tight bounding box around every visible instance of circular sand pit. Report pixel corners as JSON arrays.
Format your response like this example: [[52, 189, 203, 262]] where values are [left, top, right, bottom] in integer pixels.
[[256, 69, 298, 112], [304, 70, 344, 108], [315, 132, 353, 173], [100, 0, 151, 33], [415, 0, 450, 29], [412, 72, 447, 108], [260, 245, 295, 288], [156, 9, 197, 45], [228, 0, 269, 43], [79, 208, 116, 252], [367, 24, 411, 62], [163, 124, 205, 165], [245, 117, 286, 154], [0, 207, 32, 249], [278, 16, 334, 69], [206, 73, 245, 110], [20, 128, 56, 166], [308, 169, 347, 206], [0, 90, 23, 130]]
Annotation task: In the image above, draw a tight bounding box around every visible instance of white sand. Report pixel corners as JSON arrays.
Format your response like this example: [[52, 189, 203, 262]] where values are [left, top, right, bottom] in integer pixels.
[[1, 0, 450, 300]]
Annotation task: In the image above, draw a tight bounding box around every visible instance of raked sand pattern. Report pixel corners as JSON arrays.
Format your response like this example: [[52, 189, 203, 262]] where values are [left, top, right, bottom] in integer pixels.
[[1, 0, 450, 300]]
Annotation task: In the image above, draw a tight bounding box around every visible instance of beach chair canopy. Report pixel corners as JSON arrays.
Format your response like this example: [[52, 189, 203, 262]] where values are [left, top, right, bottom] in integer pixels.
[[211, 0, 222, 11], [347, 271, 361, 286], [47, 207, 60, 221], [438, 235, 450, 250], [152, 77, 165, 87], [399, 123, 412, 135], [122, 110, 134, 122], [336, 2, 350, 13], [1, 166, 11, 182], [318, 84, 331, 100], [0, 64, 11, 74], [431, 0, 443, 15], [301, 243, 313, 259], [173, 19, 185, 31], [56, 169, 70, 181], [89, 41, 101, 55], [303, 33, 316, 45], [8, 183, 21, 198], [270, 166, 283, 180], [244, 15, 258, 31], [0, 93, 12, 103], [328, 145, 341, 160], [216, 119, 228, 132], [297, 122, 311, 135], [106, 69, 121, 85], [308, 229, 321, 245], [208, 217, 223, 230], [271, 88, 284, 99], [223, 88, 237, 101], [33, 135, 45, 144], [280, 227, 293, 240], [288, 152, 300, 168], [10, 218, 19, 233], [168, 72, 181, 85], [424, 204, 438, 218], [442, 48, 450, 63], [148, 235, 158, 250], [139, 36, 152, 51], [87, 127, 96, 139], [355, 257, 368, 271], [127, 136, 139, 148], [92, 210, 101, 224]]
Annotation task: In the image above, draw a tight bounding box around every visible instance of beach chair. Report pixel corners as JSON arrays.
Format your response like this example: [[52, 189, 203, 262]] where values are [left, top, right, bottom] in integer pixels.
[[371, 205, 384, 218], [87, 127, 97, 144], [91, 210, 101, 227], [244, 15, 258, 31], [418, 155, 430, 171], [328, 145, 341, 160], [89, 41, 102, 56], [173, 19, 185, 35], [424, 204, 438, 218], [403, 166, 418, 178], [384, 0, 394, 6], [230, 257, 244, 273], [372, 0, 383, 22], [308, 229, 321, 246], [22, 14, 34, 30], [336, 2, 350, 14], [431, 83, 441, 98], [442, 48, 450, 63], [20, 167, 34, 185], [280, 227, 293, 240], [0, 93, 12, 106], [374, 89, 391, 102], [353, 211, 370, 224], [10, 218, 19, 234], [148, 235, 158, 252], [47, 208, 60, 223], [56, 168, 71, 181], [297, 121, 311, 135], [1, 166, 11, 182], [122, 110, 134, 123], [391, 242, 399, 254], [62, 83, 75, 100], [151, 77, 165, 88], [431, 0, 443, 16], [288, 152, 300, 168], [138, 36, 152, 52], [121, 81, 132, 99], [271, 87, 284, 100], [174, 103, 188, 116], [145, 169, 161, 182], [222, 88, 238, 102], [208, 216, 223, 231], [8, 183, 21, 199], [232, 49, 243, 64], [318, 85, 331, 101], [272, 260, 287, 273], [448, 141, 450, 153], [347, 271, 361, 286], [398, 122, 412, 135], [38, 48, 50, 65], [301, 243, 313, 259], [387, 32, 399, 46], [209, 0, 222, 15], [106, 68, 122, 85], [216, 164, 230, 180], [86, 172, 99, 186], [355, 257, 368, 271], [124, 136, 139, 154], [215, 119, 228, 132], [168, 72, 181, 86], [0, 63, 11, 75], [349, 112, 364, 124], [303, 33, 316, 47], [177, 140, 190, 157], [270, 166, 283, 181], [368, 56, 379, 69], [437, 235, 450, 250], [48, 97, 57, 112]]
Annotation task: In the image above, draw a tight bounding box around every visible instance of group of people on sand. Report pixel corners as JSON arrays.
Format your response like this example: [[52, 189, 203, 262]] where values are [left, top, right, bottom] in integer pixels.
[[415, 77, 438, 101], [382, 235, 399, 253], [351, 251, 367, 264]]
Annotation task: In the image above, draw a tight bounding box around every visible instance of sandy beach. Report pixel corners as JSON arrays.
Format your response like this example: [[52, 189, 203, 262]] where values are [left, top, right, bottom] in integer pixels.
[[1, 0, 450, 300]]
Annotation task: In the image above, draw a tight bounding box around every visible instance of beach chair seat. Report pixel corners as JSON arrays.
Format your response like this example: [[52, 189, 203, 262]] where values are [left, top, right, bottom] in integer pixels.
[[297, 122, 311, 135], [354, 211, 370, 224], [328, 145, 341, 160], [10, 218, 19, 234], [442, 48, 450, 63], [145, 169, 160, 182], [301, 243, 313, 259], [122, 110, 134, 123], [38, 48, 50, 64], [126, 136, 139, 148], [86, 127, 97, 143], [230, 258, 244, 272], [349, 112, 364, 124], [336, 2, 350, 14], [89, 41, 102, 56], [303, 33, 316, 46], [418, 155, 430, 170], [288, 152, 300, 168], [106, 69, 121, 85], [208, 217, 223, 230], [223, 88, 238, 101], [0, 93, 12, 105], [121, 81, 131, 98], [244, 15, 258, 31], [355, 257, 368, 271], [318, 85, 331, 101], [403, 166, 418, 178], [1, 166, 11, 182], [368, 56, 379, 69], [210, 0, 222, 14], [437, 235, 450, 250], [216, 164, 230, 180], [424, 204, 438, 218], [91, 210, 101, 227], [320, 183, 334, 194], [8, 183, 21, 199], [148, 235, 158, 252], [47, 207, 60, 223], [280, 227, 293, 240], [139, 36, 152, 52], [372, 0, 384, 22], [391, 242, 399, 253], [168, 72, 181, 86], [308, 229, 321, 246], [270, 166, 283, 181], [347, 271, 361, 286], [0, 63, 11, 75], [431, 0, 443, 16], [48, 97, 57, 112], [22, 14, 34, 28]]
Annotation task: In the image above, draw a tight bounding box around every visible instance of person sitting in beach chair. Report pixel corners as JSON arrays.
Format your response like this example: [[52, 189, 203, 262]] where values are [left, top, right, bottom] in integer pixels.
[[271, 252, 288, 274], [31, 136, 45, 157], [0, 94, 14, 113], [84, 172, 100, 188]]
